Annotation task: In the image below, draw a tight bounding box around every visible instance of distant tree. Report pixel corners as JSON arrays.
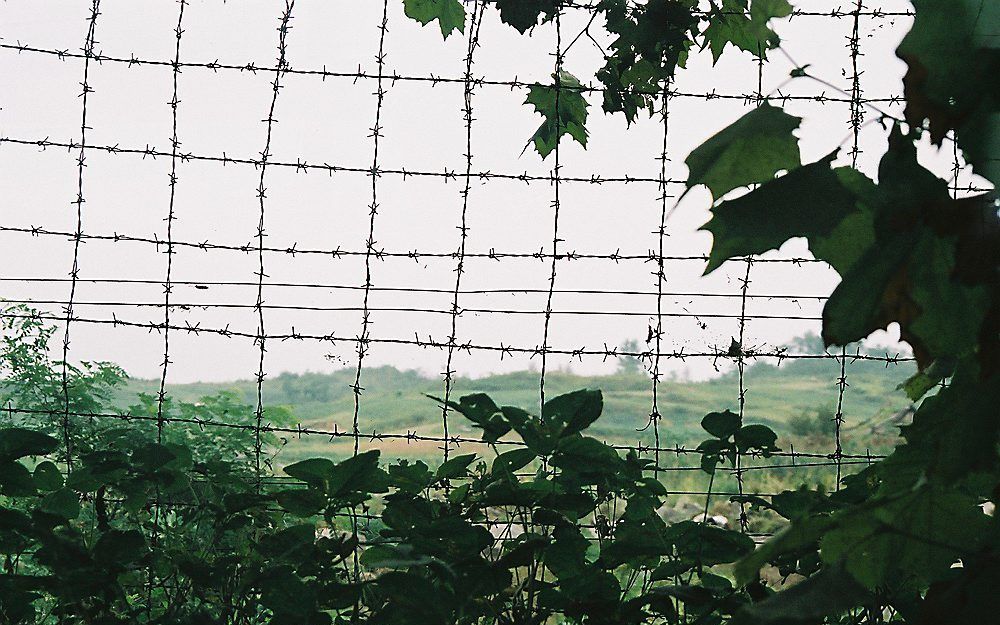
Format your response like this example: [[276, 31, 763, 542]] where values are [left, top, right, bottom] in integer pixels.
[[787, 331, 826, 354], [787, 403, 837, 438], [617, 339, 644, 374]]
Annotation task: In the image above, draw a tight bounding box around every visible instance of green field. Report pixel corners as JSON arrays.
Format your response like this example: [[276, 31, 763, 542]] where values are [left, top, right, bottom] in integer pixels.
[[120, 350, 915, 503]]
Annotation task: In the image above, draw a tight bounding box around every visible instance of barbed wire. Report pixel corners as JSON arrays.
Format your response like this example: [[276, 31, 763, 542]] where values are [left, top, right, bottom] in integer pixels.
[[0, 1, 925, 595], [0, 308, 916, 365]]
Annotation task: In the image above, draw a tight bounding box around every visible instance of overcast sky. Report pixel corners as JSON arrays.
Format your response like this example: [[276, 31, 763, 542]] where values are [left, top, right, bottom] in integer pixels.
[[0, 0, 973, 387]]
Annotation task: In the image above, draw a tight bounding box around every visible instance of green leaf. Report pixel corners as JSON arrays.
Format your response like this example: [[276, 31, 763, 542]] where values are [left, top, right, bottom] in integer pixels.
[[403, 0, 465, 39], [701, 153, 875, 273], [684, 103, 801, 201], [668, 521, 755, 566], [0, 507, 35, 552], [525, 71, 589, 158], [502, 406, 556, 455], [388, 459, 432, 493], [821, 233, 913, 349], [495, 0, 557, 33], [258, 565, 317, 618], [703, 0, 792, 63], [359, 543, 437, 569], [596, 0, 700, 123], [131, 442, 179, 472], [600, 516, 670, 568], [0, 461, 36, 496], [898, 360, 1000, 482], [434, 453, 477, 481], [737, 566, 869, 623], [918, 553, 1000, 625], [696, 437, 731, 474], [820, 487, 987, 588], [0, 428, 59, 461], [823, 213, 990, 370], [498, 532, 549, 568], [285, 452, 387, 498], [491, 447, 536, 474], [95, 529, 148, 566], [430, 393, 511, 444], [328, 450, 388, 497], [734, 514, 839, 585], [32, 461, 63, 491], [896, 0, 1000, 186], [833, 126, 996, 368], [906, 233, 991, 363], [734, 486, 837, 521], [650, 559, 694, 580], [701, 409, 741, 439], [542, 389, 603, 437], [275, 488, 326, 517], [551, 435, 624, 479], [283, 457, 335, 489], [734, 424, 779, 454], [803, 166, 882, 275], [223, 491, 271, 514], [544, 523, 590, 579], [645, 584, 716, 609], [898, 357, 956, 401], [373, 570, 454, 624], [257, 524, 317, 563], [39, 488, 80, 520], [699, 571, 733, 593]]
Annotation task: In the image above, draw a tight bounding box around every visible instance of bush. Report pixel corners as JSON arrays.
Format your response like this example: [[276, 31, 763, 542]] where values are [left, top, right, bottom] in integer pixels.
[[787, 404, 837, 439]]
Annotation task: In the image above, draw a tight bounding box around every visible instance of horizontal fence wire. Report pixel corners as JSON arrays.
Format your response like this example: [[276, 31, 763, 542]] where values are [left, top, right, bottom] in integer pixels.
[[0, 0, 921, 583], [0, 306, 914, 364]]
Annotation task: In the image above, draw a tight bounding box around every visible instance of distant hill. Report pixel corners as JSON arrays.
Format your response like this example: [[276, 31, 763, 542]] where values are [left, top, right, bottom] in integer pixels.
[[120, 352, 915, 466]]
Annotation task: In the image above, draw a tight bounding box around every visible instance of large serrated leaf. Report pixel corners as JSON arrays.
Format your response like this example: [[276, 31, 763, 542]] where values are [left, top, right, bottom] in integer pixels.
[[685, 103, 801, 201], [403, 0, 466, 39], [700, 152, 872, 273], [703, 0, 792, 63], [525, 71, 589, 158]]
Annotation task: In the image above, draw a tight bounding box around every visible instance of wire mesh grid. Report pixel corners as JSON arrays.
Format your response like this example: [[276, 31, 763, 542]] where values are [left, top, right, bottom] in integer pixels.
[[0, 0, 958, 547]]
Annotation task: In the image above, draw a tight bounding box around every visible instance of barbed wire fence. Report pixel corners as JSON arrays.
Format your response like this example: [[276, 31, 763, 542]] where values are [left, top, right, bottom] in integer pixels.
[[1, 0, 974, 553]]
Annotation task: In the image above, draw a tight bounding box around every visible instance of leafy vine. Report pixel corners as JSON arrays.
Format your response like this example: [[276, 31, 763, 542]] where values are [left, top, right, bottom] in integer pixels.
[[403, 0, 1000, 622]]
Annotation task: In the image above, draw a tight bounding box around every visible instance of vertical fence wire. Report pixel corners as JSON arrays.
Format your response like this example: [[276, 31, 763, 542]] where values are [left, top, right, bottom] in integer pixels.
[[835, 0, 865, 487], [59, 0, 102, 473], [731, 47, 768, 535], [253, 0, 296, 485], [733, 258, 752, 532], [353, 0, 392, 458], [539, 8, 565, 414], [649, 81, 673, 479], [441, 1, 485, 463], [155, 0, 186, 446], [149, 0, 187, 594]]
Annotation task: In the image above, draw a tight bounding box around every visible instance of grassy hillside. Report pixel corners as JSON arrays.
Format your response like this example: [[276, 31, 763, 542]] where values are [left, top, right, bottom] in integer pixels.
[[121, 354, 915, 476]]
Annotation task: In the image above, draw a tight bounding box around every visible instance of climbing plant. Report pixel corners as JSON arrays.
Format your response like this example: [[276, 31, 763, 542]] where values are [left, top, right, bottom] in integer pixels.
[[405, 0, 794, 156], [1, 307, 782, 623], [0, 1, 995, 624], [404, 0, 1000, 623]]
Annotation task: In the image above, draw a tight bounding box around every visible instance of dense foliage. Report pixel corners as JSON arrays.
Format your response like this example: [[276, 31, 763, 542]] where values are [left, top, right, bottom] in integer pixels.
[[406, 0, 1000, 623], [1, 308, 784, 623], [0, 0, 996, 623]]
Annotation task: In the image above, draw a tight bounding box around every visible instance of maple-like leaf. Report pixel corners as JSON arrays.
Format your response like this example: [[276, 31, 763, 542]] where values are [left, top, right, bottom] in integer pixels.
[[597, 0, 700, 123], [702, 0, 793, 63], [524, 71, 589, 158], [684, 103, 801, 201], [896, 0, 999, 186], [403, 0, 466, 39], [495, 0, 558, 33]]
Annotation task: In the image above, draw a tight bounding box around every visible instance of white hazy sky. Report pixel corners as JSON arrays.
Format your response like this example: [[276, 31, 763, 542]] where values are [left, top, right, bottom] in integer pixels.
[[0, 1, 972, 385]]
